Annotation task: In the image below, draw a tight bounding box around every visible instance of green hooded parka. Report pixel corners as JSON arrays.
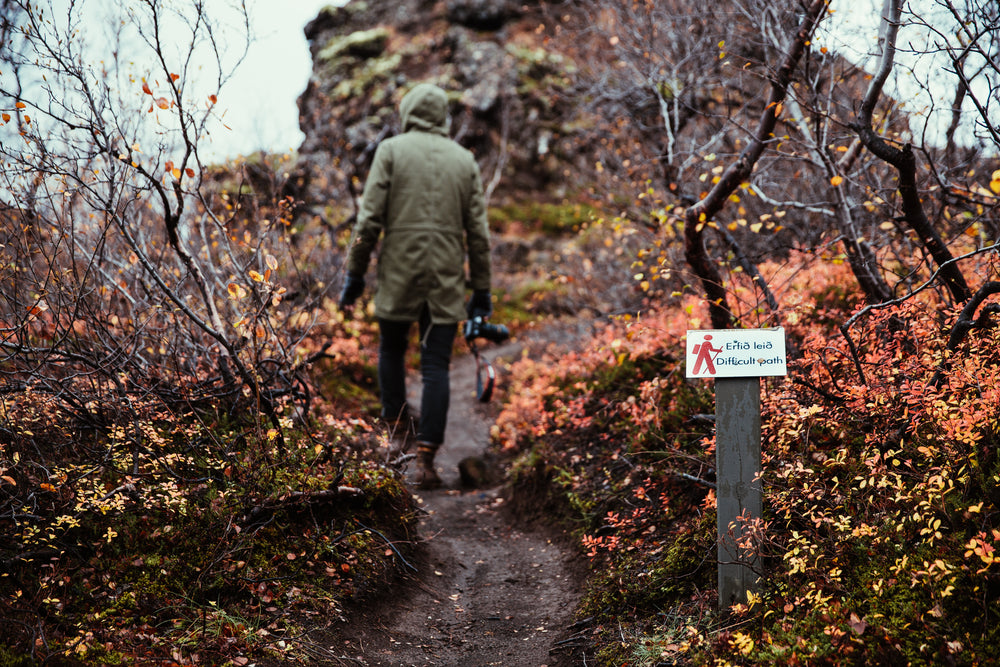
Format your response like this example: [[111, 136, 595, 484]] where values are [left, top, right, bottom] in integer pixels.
[[345, 83, 492, 324]]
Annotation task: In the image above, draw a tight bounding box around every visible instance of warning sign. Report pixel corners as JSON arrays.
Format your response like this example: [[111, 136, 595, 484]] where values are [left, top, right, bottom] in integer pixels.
[[685, 328, 787, 379]]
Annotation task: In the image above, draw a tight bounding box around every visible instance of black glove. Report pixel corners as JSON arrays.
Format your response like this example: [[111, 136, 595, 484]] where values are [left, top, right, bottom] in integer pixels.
[[466, 289, 492, 319], [338, 273, 365, 310]]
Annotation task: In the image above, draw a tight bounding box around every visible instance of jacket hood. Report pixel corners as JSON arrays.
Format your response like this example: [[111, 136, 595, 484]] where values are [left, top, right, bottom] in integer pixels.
[[399, 83, 449, 135]]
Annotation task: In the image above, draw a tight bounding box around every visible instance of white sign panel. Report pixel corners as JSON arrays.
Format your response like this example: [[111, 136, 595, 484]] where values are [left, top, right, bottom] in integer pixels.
[[685, 328, 787, 378]]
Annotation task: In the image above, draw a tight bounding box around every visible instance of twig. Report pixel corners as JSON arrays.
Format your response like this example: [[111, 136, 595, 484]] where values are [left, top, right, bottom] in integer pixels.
[[672, 471, 716, 489], [354, 522, 418, 573], [839, 242, 1000, 385], [929, 281, 1000, 387]]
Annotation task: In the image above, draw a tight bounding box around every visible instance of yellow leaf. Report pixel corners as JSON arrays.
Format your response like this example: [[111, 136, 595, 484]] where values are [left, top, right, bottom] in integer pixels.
[[750, 222, 763, 233], [227, 282, 247, 299], [171, 168, 181, 179], [830, 175, 844, 186], [1, 475, 15, 486], [265, 254, 278, 270], [249, 270, 264, 282], [155, 97, 170, 110]]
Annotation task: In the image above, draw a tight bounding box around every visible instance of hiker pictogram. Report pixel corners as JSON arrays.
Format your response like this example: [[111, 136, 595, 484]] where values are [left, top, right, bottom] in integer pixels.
[[691, 334, 722, 375]]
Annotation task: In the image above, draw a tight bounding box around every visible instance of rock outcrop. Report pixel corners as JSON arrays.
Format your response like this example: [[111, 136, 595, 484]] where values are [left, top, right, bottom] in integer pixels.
[[287, 0, 585, 222]]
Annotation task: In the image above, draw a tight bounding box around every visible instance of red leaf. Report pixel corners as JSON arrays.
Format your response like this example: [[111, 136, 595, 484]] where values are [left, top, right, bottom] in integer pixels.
[[155, 97, 170, 110], [169, 73, 180, 82], [142, 81, 152, 96]]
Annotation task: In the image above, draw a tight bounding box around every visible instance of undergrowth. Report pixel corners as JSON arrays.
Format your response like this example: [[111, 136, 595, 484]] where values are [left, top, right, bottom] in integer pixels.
[[497, 253, 1000, 666], [0, 312, 422, 665]]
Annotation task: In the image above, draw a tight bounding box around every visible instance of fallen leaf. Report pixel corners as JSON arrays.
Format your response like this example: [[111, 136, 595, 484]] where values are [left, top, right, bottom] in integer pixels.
[[848, 612, 867, 635]]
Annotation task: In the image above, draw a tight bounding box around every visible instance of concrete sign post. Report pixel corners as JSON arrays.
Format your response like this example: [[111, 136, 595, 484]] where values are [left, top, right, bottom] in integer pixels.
[[685, 328, 787, 611]]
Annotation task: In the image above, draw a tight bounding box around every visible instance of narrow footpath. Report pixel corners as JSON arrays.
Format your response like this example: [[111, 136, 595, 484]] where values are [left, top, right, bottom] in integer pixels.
[[324, 340, 586, 666]]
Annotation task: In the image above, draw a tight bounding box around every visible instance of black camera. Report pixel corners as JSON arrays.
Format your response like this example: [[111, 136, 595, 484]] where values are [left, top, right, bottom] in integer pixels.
[[464, 316, 510, 343]]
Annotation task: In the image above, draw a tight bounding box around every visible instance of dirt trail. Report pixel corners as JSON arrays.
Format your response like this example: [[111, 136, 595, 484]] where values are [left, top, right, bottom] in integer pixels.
[[326, 339, 586, 666]]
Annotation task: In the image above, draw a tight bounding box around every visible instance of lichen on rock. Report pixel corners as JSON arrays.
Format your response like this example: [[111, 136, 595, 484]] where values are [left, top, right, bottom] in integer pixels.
[[317, 26, 391, 64]]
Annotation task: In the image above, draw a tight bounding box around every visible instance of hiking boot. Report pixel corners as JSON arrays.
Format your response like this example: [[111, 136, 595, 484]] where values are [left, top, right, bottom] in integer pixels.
[[414, 443, 442, 490]]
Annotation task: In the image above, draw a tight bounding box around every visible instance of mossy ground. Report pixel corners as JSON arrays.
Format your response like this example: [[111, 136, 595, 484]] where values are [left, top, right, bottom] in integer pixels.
[[0, 412, 419, 664]]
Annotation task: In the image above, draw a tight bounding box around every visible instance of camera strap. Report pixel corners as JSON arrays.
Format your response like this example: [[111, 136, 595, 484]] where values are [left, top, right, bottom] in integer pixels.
[[469, 341, 496, 403]]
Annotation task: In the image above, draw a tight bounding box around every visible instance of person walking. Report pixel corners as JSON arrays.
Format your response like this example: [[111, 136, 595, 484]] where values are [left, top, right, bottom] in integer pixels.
[[337, 82, 494, 490]]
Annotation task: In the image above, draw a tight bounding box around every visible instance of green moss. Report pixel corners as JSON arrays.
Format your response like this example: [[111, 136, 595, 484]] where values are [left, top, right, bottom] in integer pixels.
[[490, 200, 598, 236], [0, 647, 34, 667], [318, 27, 390, 63], [507, 44, 577, 98], [328, 52, 403, 101]]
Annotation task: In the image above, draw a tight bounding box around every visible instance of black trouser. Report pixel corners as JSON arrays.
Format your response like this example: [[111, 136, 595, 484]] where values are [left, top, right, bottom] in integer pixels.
[[377, 308, 457, 447]]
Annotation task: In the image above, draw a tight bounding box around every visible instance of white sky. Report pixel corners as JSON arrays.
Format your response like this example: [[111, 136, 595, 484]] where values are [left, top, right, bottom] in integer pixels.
[[204, 0, 346, 162]]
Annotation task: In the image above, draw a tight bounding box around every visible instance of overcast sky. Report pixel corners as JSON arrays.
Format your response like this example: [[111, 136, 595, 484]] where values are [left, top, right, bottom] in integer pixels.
[[203, 0, 345, 162]]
